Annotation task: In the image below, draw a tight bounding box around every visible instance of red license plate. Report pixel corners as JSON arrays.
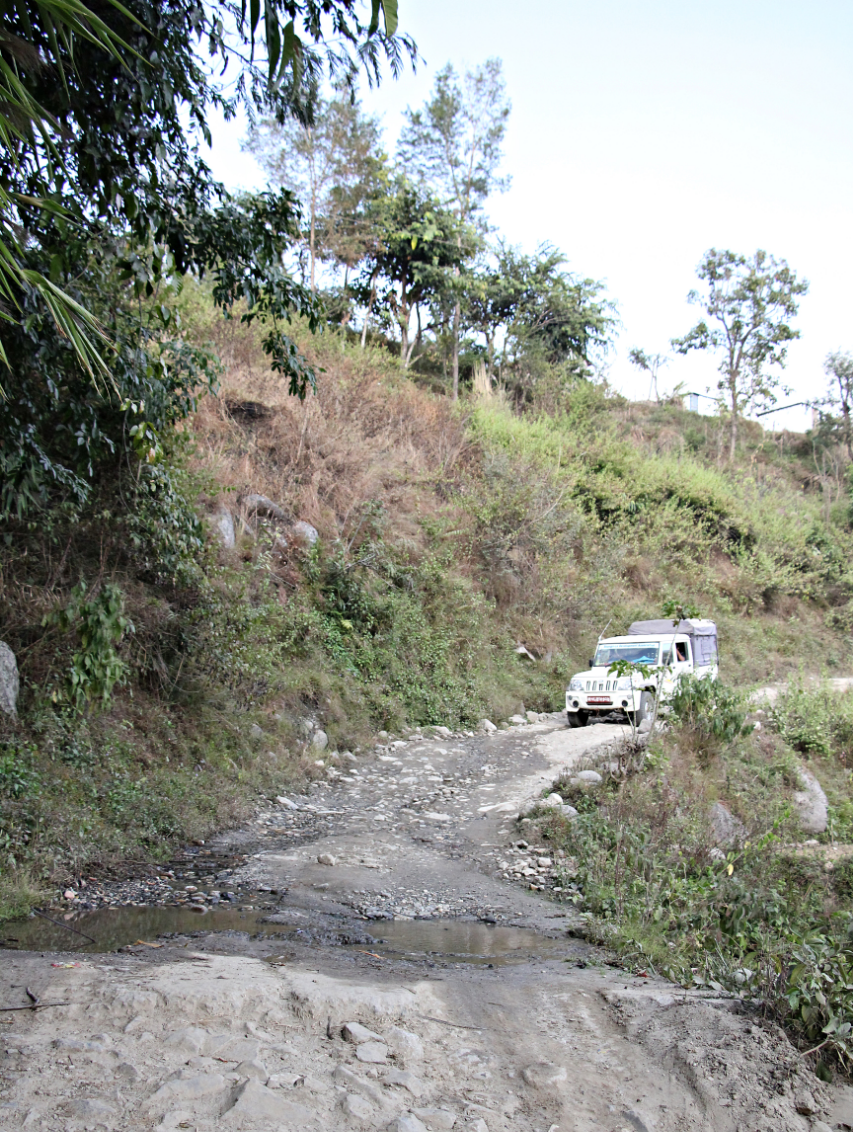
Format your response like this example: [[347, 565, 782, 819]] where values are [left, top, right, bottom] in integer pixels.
[[587, 696, 611, 705]]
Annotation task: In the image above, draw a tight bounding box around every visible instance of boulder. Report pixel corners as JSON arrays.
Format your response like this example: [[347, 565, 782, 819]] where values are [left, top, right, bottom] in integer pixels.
[[509, 714, 527, 725], [342, 1022, 383, 1044], [709, 801, 747, 847], [794, 768, 828, 834], [221, 1079, 314, 1124], [212, 507, 235, 549], [477, 719, 497, 733], [0, 643, 19, 716], [560, 804, 579, 819], [574, 770, 602, 785], [291, 520, 319, 547], [311, 729, 329, 752], [241, 493, 289, 522], [433, 726, 452, 739], [541, 793, 564, 808]]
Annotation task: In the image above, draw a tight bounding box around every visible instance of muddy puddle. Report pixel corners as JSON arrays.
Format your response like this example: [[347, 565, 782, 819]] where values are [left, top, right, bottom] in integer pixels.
[[361, 919, 569, 965], [1, 905, 569, 966]]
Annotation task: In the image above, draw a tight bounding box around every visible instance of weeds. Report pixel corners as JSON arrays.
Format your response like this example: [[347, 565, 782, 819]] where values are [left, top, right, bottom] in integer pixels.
[[536, 717, 853, 1074], [771, 684, 853, 763]]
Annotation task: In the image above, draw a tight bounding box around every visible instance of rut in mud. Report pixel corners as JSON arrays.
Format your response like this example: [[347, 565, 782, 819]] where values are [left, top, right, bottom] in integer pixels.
[[0, 714, 848, 1131]]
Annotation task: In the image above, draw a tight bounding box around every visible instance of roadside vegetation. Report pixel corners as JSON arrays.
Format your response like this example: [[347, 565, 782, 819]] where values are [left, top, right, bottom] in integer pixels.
[[528, 680, 853, 1078]]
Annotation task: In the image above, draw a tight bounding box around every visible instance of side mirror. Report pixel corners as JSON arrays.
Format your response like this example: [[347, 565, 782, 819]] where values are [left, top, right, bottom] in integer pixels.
[[589, 658, 595, 668]]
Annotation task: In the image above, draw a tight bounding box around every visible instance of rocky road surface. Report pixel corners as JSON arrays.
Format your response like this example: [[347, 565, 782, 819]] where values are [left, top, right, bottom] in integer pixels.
[[1, 713, 849, 1132]]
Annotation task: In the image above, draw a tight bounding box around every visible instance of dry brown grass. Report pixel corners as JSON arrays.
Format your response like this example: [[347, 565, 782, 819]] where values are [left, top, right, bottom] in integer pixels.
[[191, 335, 474, 556]]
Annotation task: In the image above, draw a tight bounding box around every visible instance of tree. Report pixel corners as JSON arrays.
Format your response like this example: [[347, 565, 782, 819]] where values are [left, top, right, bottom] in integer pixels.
[[628, 348, 669, 402], [0, 1, 411, 380], [823, 352, 853, 463], [672, 249, 808, 461], [362, 178, 468, 368], [398, 58, 510, 398], [245, 91, 386, 294], [463, 243, 616, 396], [0, 0, 414, 520]]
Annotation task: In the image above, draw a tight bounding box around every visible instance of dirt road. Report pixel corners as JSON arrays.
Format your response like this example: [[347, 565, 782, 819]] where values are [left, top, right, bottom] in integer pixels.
[[0, 714, 847, 1131]]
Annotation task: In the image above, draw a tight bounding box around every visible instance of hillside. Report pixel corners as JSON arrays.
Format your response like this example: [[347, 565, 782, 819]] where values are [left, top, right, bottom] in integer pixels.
[[0, 300, 851, 921]]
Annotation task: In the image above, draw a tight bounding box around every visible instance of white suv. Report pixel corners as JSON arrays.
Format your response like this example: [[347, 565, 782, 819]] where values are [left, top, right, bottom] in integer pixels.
[[565, 619, 718, 728]]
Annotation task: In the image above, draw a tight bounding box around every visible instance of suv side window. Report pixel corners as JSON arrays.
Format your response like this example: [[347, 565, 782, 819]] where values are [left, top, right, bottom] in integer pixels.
[[675, 640, 690, 663]]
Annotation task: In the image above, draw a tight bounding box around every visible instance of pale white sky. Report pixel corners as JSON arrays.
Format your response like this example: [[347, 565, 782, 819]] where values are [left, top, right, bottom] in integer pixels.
[[205, 0, 853, 432]]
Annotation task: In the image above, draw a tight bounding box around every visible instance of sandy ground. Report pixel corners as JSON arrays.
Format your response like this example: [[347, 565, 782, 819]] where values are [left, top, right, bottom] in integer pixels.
[[1, 714, 849, 1131]]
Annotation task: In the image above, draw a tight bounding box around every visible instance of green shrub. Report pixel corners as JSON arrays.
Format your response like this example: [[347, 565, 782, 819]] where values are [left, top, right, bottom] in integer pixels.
[[668, 675, 749, 751], [43, 582, 134, 711], [770, 685, 853, 763]]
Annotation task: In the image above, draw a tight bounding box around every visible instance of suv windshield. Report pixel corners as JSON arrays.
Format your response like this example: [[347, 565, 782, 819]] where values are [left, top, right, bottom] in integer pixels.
[[593, 642, 660, 667]]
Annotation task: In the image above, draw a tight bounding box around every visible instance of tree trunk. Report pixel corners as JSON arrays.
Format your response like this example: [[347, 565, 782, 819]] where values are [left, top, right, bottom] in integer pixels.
[[729, 396, 738, 461], [451, 300, 460, 399], [842, 400, 853, 463], [309, 191, 316, 295], [360, 272, 378, 350], [399, 285, 410, 368]]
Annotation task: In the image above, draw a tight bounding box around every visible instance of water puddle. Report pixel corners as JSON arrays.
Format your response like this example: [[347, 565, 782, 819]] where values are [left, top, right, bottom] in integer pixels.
[[361, 919, 568, 966], [0, 906, 286, 954], [1, 905, 568, 966]]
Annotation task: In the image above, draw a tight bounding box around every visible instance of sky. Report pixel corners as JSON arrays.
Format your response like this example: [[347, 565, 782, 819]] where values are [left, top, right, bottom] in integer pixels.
[[204, 0, 853, 432]]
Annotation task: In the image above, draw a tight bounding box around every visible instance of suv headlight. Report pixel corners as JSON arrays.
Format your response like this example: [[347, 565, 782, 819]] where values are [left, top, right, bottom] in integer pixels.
[[568, 678, 584, 691], [615, 676, 634, 690]]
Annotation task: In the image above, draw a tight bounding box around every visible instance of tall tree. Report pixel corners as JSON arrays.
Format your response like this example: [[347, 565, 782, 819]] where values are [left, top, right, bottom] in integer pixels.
[[398, 58, 510, 398], [464, 243, 616, 396], [362, 178, 467, 368], [672, 249, 808, 461], [245, 91, 386, 293], [823, 351, 853, 462]]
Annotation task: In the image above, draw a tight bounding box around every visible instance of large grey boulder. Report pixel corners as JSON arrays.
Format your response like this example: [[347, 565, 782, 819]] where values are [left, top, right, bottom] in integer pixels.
[[212, 506, 235, 549], [0, 642, 19, 716], [241, 493, 289, 522], [709, 801, 747, 847], [794, 767, 828, 834], [290, 520, 319, 547]]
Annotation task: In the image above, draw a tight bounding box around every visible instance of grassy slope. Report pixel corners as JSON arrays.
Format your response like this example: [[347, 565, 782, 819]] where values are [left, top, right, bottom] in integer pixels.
[[1, 309, 851, 920]]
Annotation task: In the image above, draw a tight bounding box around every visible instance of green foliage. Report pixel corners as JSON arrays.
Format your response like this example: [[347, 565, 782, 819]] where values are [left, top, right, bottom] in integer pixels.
[[0, 744, 41, 800], [128, 458, 207, 586], [770, 685, 853, 763], [672, 248, 808, 458], [661, 599, 701, 623], [668, 675, 749, 747], [45, 582, 134, 711], [787, 932, 853, 1071], [542, 719, 853, 1070]]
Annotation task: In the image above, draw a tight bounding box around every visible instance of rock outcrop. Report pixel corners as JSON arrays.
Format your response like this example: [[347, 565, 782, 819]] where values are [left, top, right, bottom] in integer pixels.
[[0, 641, 19, 715]]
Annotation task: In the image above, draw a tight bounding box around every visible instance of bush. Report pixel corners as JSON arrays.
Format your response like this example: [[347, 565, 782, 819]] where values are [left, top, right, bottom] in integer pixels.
[[770, 685, 853, 764], [668, 674, 749, 758]]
